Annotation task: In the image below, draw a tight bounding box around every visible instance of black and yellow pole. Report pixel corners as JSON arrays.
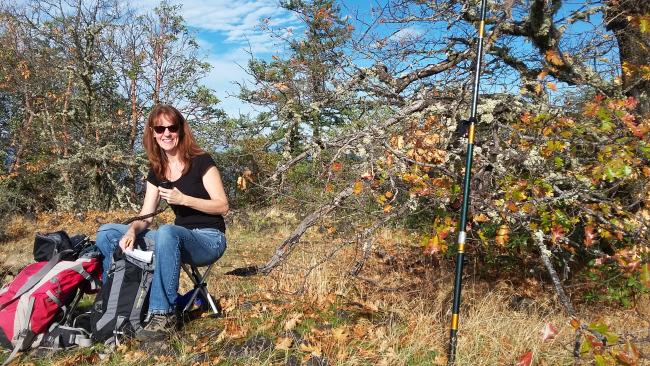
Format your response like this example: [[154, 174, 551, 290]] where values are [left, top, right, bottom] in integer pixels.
[[448, 0, 488, 364]]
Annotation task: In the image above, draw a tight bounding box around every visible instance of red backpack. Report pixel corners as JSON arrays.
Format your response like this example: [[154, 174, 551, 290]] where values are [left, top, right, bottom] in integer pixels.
[[0, 251, 100, 363]]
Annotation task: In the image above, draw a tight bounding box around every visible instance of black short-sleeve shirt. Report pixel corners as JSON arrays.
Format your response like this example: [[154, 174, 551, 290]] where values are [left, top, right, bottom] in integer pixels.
[[147, 154, 226, 232]]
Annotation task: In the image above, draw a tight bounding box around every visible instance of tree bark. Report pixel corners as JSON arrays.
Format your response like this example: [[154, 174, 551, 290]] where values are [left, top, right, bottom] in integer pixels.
[[606, 0, 650, 115]]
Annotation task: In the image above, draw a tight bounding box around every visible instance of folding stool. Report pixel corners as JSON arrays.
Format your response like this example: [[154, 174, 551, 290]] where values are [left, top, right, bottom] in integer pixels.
[[180, 263, 220, 317]]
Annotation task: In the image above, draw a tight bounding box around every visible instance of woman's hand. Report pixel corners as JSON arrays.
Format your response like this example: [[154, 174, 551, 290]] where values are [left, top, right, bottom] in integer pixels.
[[119, 230, 136, 252], [158, 187, 185, 205]]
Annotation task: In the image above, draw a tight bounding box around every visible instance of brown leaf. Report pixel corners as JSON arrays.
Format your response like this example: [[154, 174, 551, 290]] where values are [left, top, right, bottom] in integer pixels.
[[284, 313, 303, 331], [275, 337, 293, 350], [615, 340, 640, 365], [495, 225, 509, 247], [584, 225, 596, 247], [331, 327, 349, 342], [472, 213, 489, 223], [299, 341, 322, 357]]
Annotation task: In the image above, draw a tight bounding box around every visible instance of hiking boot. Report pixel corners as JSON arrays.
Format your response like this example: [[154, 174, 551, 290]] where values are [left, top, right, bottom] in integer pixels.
[[136, 313, 178, 342]]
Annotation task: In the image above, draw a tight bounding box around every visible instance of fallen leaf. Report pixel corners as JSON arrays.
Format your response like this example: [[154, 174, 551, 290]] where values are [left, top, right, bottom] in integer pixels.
[[540, 322, 558, 341], [473, 213, 489, 223], [284, 313, 303, 331], [495, 224, 509, 246], [361, 171, 374, 180], [275, 337, 293, 350], [515, 351, 533, 366], [353, 180, 363, 195], [615, 340, 640, 365], [237, 176, 247, 190], [299, 341, 322, 357], [570, 318, 580, 329], [332, 327, 349, 342]]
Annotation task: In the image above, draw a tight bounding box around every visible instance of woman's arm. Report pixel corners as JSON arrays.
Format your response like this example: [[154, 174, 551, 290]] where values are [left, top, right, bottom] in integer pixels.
[[119, 181, 160, 250], [158, 166, 229, 215]]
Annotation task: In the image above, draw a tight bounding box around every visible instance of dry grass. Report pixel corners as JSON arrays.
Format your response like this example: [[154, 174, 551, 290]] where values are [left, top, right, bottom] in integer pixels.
[[1, 209, 648, 365]]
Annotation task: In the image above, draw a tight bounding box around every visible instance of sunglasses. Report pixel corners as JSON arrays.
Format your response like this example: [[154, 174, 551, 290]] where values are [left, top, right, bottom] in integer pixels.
[[152, 124, 180, 134]]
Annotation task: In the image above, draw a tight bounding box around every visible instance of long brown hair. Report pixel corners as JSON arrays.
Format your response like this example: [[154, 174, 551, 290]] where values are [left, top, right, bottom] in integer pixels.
[[143, 104, 204, 181]]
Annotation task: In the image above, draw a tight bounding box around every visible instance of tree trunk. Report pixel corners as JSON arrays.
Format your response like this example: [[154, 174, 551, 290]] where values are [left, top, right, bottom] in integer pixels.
[[129, 76, 139, 151], [606, 0, 650, 115], [9, 95, 34, 173]]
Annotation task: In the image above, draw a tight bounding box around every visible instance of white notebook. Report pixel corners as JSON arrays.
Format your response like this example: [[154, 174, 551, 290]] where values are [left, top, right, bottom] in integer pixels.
[[125, 249, 154, 263]]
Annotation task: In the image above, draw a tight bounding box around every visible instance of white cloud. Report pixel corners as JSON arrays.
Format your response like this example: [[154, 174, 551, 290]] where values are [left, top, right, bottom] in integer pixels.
[[203, 49, 258, 116], [138, 0, 298, 51], [135, 0, 299, 114], [389, 26, 424, 42]]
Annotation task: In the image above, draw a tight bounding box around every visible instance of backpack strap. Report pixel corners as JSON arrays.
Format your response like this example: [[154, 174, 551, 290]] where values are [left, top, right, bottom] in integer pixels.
[[113, 316, 127, 346], [37, 323, 92, 350], [4, 250, 72, 306], [93, 260, 127, 332], [2, 297, 37, 366]]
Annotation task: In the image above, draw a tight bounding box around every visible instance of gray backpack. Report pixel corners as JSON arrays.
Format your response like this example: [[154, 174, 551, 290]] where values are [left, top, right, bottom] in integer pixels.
[[89, 247, 154, 344]]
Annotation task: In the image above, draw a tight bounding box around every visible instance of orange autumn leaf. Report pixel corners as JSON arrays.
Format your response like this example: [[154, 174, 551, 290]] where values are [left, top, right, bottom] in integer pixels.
[[515, 351, 533, 366], [473, 213, 490, 223], [583, 225, 597, 247], [570, 318, 580, 329], [624, 96, 638, 109], [545, 49, 564, 66], [551, 225, 565, 243], [423, 235, 447, 255], [615, 341, 640, 365], [495, 225, 509, 246]]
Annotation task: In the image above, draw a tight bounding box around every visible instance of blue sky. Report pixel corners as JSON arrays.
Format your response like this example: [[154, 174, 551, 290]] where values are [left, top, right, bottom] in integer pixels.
[[136, 0, 612, 116], [138, 0, 373, 116]]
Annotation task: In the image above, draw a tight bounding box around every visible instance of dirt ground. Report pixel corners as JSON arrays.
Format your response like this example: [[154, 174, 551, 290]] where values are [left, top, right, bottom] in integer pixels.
[[1, 209, 648, 365]]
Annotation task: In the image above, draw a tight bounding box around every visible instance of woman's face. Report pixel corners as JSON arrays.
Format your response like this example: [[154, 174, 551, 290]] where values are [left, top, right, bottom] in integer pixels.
[[153, 114, 180, 153]]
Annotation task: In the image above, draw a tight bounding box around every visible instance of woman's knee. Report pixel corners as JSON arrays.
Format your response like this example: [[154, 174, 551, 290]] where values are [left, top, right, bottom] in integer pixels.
[[155, 224, 181, 252], [95, 223, 124, 252]]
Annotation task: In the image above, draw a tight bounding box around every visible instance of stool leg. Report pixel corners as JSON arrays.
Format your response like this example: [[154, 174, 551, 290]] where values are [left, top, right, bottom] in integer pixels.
[[181, 263, 220, 315]]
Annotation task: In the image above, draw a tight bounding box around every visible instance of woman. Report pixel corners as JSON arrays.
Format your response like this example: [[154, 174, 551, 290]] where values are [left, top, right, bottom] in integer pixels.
[[95, 104, 228, 342]]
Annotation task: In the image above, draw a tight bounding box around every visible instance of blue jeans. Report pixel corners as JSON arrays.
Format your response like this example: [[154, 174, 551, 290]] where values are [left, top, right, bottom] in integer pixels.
[[95, 223, 227, 314]]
